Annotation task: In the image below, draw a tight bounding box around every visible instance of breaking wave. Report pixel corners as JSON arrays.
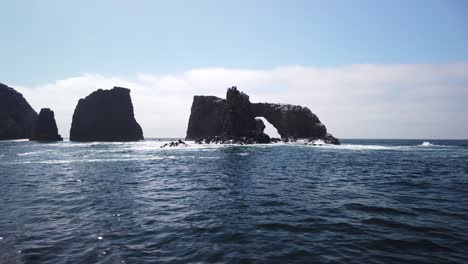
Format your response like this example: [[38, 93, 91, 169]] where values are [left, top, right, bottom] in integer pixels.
[[420, 141, 435, 147]]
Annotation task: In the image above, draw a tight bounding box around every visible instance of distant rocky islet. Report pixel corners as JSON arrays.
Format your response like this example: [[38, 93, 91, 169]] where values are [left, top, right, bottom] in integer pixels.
[[69, 87, 143, 142], [0, 82, 339, 144], [30, 108, 63, 141], [186, 86, 340, 144]]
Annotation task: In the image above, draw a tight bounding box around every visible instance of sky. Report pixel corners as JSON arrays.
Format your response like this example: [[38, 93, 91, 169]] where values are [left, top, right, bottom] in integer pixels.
[[1, 0, 468, 139]]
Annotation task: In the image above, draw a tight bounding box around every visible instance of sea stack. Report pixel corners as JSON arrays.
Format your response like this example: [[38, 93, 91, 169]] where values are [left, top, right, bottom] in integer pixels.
[[186, 86, 340, 144], [221, 87, 270, 143], [0, 82, 38, 140], [30, 108, 63, 141], [70, 87, 143, 142], [186, 96, 226, 140]]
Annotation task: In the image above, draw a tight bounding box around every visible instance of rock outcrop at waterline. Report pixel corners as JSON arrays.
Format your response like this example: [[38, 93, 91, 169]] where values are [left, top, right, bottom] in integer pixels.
[[70, 87, 143, 142], [186, 87, 340, 144], [161, 139, 188, 148], [30, 108, 63, 141], [0, 83, 38, 140]]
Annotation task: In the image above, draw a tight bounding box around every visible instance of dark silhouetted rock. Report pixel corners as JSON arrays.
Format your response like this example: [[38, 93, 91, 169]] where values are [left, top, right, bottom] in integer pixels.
[[185, 86, 340, 145], [323, 133, 340, 145], [70, 87, 143, 142], [0, 83, 38, 140], [271, 137, 282, 143], [186, 96, 225, 141], [252, 103, 327, 140], [161, 139, 188, 148], [30, 108, 63, 141], [222, 87, 270, 143]]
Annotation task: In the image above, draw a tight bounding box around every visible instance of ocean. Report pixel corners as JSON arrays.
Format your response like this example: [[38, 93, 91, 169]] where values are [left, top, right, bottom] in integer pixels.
[[0, 139, 467, 263]]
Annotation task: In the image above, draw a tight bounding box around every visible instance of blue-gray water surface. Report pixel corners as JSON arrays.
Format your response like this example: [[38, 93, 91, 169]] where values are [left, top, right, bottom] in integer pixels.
[[0, 139, 467, 263]]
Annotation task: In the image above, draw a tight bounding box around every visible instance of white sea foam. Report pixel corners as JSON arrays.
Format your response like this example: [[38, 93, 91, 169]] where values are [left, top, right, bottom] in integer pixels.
[[308, 139, 326, 146], [310, 144, 403, 150], [154, 141, 407, 151], [420, 141, 435, 147], [13, 140, 451, 159], [17, 150, 53, 156], [7, 139, 28, 142], [18, 155, 191, 164]]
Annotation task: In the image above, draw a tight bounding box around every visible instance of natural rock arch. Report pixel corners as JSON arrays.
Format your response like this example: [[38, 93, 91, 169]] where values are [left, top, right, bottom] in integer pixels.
[[255, 116, 281, 139], [251, 103, 326, 140], [186, 87, 339, 144]]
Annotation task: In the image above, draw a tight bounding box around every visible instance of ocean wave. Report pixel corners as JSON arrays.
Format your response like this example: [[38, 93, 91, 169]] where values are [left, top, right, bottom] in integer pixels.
[[12, 155, 191, 164], [17, 150, 53, 156], [11, 140, 456, 154], [304, 144, 408, 151], [345, 203, 416, 216], [418, 141, 440, 147], [303, 142, 453, 151], [1, 138, 467, 263], [2, 139, 29, 142], [129, 141, 450, 152]]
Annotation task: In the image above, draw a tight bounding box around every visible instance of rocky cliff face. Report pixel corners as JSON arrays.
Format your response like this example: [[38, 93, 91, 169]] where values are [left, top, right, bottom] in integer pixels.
[[185, 86, 339, 144], [251, 103, 327, 140], [70, 87, 143, 142], [0, 83, 38, 140], [30, 108, 63, 141], [186, 87, 270, 144], [221, 87, 270, 143], [186, 96, 225, 140]]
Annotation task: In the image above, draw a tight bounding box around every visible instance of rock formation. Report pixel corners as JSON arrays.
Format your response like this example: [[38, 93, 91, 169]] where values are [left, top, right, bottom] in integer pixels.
[[30, 108, 63, 141], [187, 87, 270, 144], [161, 139, 188, 148], [186, 96, 225, 141], [251, 103, 327, 139], [221, 87, 270, 143], [0, 83, 38, 140], [186, 86, 340, 144], [70, 87, 143, 142]]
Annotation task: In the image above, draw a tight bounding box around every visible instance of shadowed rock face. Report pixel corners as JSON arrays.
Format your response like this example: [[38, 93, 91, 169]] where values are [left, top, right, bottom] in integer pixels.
[[186, 87, 270, 144], [30, 108, 63, 141], [186, 86, 339, 144], [0, 83, 38, 140], [186, 96, 225, 140], [70, 87, 143, 142], [222, 87, 270, 143], [251, 103, 327, 139]]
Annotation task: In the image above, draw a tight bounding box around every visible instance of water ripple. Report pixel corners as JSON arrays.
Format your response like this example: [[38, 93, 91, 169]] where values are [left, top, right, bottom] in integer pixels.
[[0, 139, 467, 263]]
